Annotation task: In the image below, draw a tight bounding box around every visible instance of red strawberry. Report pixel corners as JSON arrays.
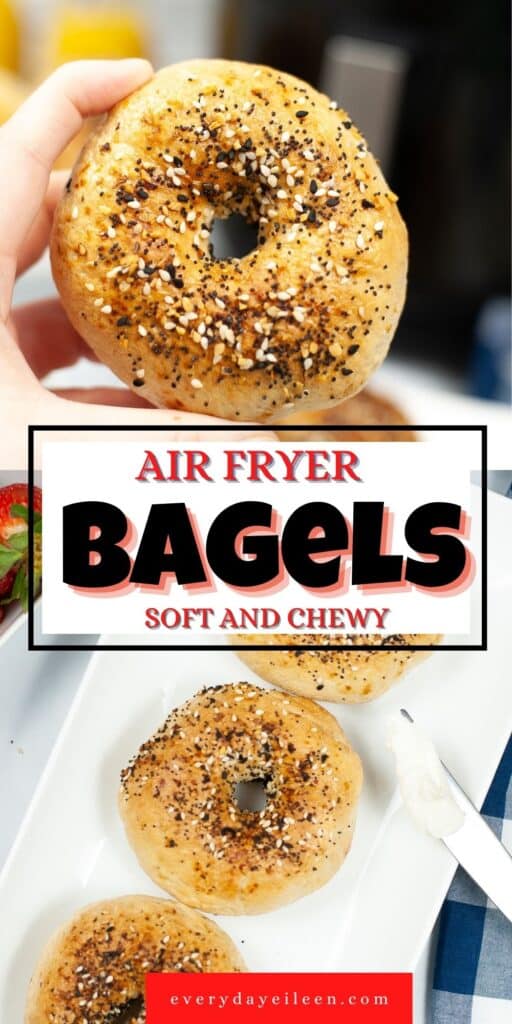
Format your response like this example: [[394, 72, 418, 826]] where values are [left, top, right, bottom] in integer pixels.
[[0, 484, 42, 544], [0, 484, 42, 611], [0, 567, 16, 599]]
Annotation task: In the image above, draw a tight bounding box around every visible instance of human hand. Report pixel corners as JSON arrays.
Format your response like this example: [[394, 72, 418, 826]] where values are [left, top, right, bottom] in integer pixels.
[[0, 60, 266, 467]]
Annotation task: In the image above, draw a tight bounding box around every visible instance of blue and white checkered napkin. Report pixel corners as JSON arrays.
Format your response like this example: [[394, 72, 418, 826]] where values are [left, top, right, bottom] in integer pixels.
[[431, 736, 512, 1023]]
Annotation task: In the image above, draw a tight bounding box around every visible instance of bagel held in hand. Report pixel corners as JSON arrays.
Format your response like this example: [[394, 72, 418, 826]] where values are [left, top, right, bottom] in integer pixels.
[[51, 59, 408, 421], [26, 895, 245, 1023], [119, 683, 363, 914], [235, 634, 442, 703]]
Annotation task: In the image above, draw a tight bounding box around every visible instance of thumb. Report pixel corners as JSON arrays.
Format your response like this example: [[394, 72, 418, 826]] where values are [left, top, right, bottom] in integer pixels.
[[49, 394, 279, 439], [24, 392, 278, 469]]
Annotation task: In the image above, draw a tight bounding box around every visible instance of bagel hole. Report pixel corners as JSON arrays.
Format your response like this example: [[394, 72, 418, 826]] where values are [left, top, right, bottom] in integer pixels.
[[112, 996, 144, 1023], [210, 213, 259, 260], [234, 777, 268, 813]]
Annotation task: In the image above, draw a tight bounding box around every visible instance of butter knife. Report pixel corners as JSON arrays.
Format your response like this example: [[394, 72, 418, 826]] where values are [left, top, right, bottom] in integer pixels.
[[401, 709, 512, 923]]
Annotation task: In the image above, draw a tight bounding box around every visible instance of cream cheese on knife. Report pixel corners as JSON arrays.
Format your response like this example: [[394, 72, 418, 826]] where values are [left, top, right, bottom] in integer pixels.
[[387, 712, 464, 838]]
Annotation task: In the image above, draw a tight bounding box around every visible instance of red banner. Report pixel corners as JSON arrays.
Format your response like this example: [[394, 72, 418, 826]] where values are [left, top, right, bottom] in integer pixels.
[[146, 973, 412, 1023]]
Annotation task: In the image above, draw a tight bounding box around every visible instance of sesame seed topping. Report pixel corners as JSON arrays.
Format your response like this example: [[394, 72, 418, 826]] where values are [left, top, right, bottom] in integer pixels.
[[69, 63, 402, 427]]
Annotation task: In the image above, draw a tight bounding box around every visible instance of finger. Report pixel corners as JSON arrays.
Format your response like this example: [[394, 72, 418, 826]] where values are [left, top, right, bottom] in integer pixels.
[[0, 321, 42, 397], [47, 392, 279, 440], [0, 58, 153, 316], [16, 170, 69, 275], [12, 298, 100, 377], [0, 377, 278, 466], [51, 386, 152, 408]]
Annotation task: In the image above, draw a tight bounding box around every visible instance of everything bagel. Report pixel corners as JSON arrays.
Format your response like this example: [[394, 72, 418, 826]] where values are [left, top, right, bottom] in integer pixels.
[[235, 634, 442, 703], [25, 895, 245, 1023], [119, 683, 363, 914], [51, 59, 408, 421]]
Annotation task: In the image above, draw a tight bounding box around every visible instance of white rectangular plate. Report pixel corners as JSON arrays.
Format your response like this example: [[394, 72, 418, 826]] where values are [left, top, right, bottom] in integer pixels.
[[0, 490, 511, 1020]]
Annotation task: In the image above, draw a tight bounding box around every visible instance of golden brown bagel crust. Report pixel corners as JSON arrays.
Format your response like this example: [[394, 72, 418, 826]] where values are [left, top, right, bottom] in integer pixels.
[[51, 59, 408, 421], [235, 634, 442, 703], [119, 683, 362, 914], [25, 895, 245, 1023], [276, 385, 416, 442]]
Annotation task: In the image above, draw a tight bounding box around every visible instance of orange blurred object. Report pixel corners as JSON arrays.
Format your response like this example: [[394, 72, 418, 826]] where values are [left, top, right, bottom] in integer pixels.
[[46, 2, 148, 66], [0, 0, 19, 72]]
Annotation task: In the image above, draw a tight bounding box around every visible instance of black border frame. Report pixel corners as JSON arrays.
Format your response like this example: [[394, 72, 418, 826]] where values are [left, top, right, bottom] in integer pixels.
[[28, 424, 487, 652]]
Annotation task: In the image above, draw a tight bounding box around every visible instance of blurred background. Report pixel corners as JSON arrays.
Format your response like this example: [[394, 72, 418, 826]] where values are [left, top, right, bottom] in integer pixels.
[[0, 0, 510, 404]]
